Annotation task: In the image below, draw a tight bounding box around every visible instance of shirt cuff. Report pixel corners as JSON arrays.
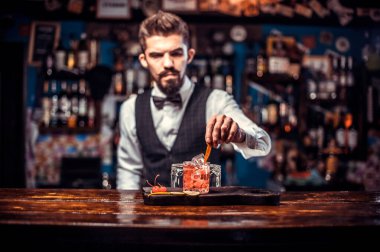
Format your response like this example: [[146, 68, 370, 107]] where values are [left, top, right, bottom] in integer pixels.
[[246, 130, 268, 151]]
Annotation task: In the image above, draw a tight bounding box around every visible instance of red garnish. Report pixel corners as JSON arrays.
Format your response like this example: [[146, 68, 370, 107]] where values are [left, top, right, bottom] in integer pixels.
[[146, 174, 167, 193]]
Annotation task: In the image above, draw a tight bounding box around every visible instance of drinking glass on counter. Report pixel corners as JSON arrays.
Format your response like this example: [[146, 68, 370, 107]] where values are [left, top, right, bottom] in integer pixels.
[[171, 162, 221, 190], [183, 161, 210, 194]]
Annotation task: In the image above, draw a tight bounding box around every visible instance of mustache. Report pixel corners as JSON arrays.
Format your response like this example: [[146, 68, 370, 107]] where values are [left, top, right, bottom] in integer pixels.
[[159, 69, 180, 78]]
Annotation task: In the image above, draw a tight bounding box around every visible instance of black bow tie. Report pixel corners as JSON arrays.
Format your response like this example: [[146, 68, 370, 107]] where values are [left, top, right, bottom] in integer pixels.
[[152, 94, 182, 109]]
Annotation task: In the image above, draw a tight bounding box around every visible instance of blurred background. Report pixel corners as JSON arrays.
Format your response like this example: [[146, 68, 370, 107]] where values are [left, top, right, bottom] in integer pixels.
[[1, 0, 379, 192]]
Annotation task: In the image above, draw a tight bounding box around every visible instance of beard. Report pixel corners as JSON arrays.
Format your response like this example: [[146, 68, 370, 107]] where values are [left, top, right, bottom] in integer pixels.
[[155, 68, 183, 96]]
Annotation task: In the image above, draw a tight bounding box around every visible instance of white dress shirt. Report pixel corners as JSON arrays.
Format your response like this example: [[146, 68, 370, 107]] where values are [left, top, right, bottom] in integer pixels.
[[117, 76, 271, 189]]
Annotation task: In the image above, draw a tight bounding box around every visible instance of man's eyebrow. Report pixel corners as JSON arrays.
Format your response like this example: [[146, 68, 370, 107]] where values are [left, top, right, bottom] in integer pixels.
[[148, 47, 184, 55], [170, 47, 184, 52]]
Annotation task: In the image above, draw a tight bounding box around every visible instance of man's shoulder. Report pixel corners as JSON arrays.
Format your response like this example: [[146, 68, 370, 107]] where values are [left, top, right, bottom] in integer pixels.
[[209, 88, 233, 99], [120, 94, 138, 113]]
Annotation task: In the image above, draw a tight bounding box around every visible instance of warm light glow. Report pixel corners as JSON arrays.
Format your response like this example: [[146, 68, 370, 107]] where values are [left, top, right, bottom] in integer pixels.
[[284, 124, 292, 133], [344, 113, 353, 129]]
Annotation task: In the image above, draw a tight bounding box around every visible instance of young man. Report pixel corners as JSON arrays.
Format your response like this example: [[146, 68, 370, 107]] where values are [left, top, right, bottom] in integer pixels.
[[117, 11, 271, 190]]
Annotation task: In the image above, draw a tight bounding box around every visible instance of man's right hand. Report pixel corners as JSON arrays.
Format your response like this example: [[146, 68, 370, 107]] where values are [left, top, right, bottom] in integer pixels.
[[205, 114, 246, 148]]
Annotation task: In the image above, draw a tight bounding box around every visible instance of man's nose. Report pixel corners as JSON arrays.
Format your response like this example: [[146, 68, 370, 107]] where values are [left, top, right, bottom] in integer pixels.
[[163, 53, 174, 68]]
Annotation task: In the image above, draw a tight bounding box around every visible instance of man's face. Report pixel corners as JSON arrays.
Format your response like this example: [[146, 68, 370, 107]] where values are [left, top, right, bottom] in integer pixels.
[[139, 34, 195, 96]]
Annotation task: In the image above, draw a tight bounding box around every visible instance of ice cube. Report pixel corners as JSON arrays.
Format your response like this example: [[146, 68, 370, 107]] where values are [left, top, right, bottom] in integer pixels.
[[191, 153, 205, 165]]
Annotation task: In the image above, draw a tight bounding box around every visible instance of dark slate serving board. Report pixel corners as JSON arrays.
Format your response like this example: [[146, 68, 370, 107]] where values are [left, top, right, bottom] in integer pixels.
[[142, 186, 281, 206]]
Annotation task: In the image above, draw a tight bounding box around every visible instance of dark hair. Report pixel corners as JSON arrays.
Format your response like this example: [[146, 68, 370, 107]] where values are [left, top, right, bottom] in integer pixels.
[[138, 10, 190, 52]]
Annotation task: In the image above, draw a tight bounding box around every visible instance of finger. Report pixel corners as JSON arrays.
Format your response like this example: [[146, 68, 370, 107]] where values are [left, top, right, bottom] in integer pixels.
[[212, 115, 225, 147], [205, 115, 217, 145], [226, 122, 239, 143], [220, 116, 233, 141]]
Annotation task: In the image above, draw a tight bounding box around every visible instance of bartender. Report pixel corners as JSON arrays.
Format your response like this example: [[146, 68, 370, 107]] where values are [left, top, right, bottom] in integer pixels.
[[117, 10, 271, 190]]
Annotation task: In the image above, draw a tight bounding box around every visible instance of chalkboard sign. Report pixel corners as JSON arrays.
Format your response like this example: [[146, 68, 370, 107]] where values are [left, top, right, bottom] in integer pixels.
[[28, 21, 60, 66]]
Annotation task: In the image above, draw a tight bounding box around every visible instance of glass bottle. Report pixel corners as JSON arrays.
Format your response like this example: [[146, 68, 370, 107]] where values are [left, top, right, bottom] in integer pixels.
[[49, 80, 59, 128], [43, 44, 55, 78], [66, 34, 77, 70], [77, 33, 89, 73], [256, 46, 267, 78], [55, 39, 66, 72], [68, 81, 79, 129], [77, 79, 88, 128], [40, 80, 51, 128], [58, 80, 70, 128]]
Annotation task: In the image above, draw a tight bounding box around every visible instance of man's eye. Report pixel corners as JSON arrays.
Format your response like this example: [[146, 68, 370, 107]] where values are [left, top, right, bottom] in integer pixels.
[[171, 51, 183, 57], [150, 54, 162, 58]]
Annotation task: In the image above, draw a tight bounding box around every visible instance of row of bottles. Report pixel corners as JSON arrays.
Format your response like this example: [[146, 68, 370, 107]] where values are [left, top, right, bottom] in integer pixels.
[[306, 108, 358, 154], [40, 79, 96, 130], [243, 87, 298, 138], [306, 55, 355, 101], [111, 55, 150, 96], [244, 36, 304, 80], [43, 32, 98, 78], [240, 35, 363, 187], [304, 107, 359, 182], [189, 57, 234, 94]]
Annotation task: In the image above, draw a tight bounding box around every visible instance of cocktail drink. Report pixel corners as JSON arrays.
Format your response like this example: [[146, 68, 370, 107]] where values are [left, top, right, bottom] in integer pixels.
[[182, 161, 210, 194]]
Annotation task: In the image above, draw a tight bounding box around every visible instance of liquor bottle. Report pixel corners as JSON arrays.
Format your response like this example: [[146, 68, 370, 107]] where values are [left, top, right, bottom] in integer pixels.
[[114, 72, 125, 95], [306, 112, 318, 148], [43, 45, 55, 78], [202, 58, 213, 88], [266, 95, 278, 126], [331, 56, 339, 83], [340, 56, 347, 86], [225, 74, 233, 95], [316, 113, 325, 151], [88, 38, 98, 69], [345, 113, 358, 153], [40, 80, 51, 128], [66, 34, 77, 70], [113, 55, 126, 95], [125, 56, 135, 95], [49, 80, 59, 128], [335, 112, 346, 152], [244, 54, 256, 80], [77, 79, 88, 128], [58, 81, 70, 128], [256, 46, 267, 78], [213, 61, 225, 90], [55, 39, 66, 72], [68, 81, 79, 129], [323, 115, 336, 149], [279, 96, 290, 133], [324, 139, 340, 183], [346, 56, 354, 87], [338, 56, 347, 101], [77, 33, 89, 73], [87, 100, 96, 128]]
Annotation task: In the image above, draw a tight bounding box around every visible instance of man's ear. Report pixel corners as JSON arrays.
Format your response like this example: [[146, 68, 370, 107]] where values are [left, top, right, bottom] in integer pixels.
[[187, 48, 196, 64], [138, 53, 148, 69]]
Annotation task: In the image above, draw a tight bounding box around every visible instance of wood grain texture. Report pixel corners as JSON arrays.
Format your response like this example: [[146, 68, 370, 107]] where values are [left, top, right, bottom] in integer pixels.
[[0, 188, 379, 250]]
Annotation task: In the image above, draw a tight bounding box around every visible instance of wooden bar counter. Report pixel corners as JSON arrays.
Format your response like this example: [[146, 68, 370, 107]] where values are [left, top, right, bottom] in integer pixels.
[[1, 188, 379, 251]]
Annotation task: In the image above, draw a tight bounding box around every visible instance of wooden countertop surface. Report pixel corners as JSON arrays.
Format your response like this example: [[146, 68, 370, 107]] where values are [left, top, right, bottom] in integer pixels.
[[1, 188, 379, 250]]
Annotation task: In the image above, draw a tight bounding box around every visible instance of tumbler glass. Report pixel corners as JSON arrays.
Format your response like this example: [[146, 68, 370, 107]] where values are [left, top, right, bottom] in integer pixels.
[[171, 163, 221, 189], [182, 161, 210, 194]]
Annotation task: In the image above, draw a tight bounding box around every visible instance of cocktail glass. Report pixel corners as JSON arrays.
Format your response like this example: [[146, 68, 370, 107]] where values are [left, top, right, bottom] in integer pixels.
[[182, 161, 210, 194]]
